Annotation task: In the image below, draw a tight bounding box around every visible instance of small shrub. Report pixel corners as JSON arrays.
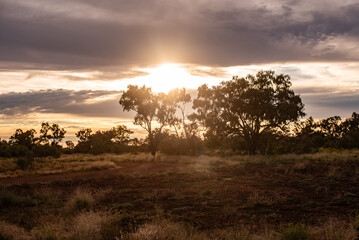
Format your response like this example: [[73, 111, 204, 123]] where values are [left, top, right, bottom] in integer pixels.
[[101, 212, 149, 239], [67, 189, 94, 211], [16, 151, 34, 170], [281, 224, 308, 240]]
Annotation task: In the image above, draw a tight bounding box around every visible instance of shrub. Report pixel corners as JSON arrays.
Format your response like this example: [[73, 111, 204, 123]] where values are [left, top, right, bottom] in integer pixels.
[[160, 135, 202, 155], [67, 189, 94, 211], [9, 145, 29, 158], [281, 224, 308, 240], [32, 145, 61, 158], [16, 151, 34, 170], [101, 212, 148, 239], [0, 142, 11, 158]]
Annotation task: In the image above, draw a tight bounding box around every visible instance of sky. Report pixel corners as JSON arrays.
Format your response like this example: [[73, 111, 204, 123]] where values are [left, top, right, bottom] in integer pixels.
[[1, 0, 359, 140]]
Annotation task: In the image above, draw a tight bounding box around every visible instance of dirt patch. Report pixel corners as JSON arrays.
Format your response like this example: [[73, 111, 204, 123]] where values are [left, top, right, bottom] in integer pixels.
[[1, 157, 359, 232], [0, 162, 189, 185]]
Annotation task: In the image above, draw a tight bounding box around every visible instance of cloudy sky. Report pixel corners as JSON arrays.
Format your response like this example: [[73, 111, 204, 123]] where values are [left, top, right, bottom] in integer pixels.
[[1, 0, 359, 139]]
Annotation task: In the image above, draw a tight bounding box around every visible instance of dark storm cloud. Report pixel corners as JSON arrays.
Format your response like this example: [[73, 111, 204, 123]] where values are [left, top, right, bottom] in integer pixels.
[[1, 0, 359, 72], [0, 89, 134, 118]]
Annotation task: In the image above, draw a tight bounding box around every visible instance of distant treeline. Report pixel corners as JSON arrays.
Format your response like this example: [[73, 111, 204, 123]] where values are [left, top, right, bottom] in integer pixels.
[[1, 71, 359, 159]]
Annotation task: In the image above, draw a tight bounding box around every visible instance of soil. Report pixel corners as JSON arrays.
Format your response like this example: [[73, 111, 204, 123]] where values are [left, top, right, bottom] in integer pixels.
[[1, 158, 359, 230], [0, 162, 188, 185]]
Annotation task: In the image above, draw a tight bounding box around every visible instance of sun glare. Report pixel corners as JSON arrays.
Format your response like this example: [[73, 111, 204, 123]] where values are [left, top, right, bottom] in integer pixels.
[[133, 63, 197, 92]]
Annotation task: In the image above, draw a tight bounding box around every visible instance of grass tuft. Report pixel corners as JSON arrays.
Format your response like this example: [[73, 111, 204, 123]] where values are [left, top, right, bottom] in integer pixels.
[[67, 188, 94, 212]]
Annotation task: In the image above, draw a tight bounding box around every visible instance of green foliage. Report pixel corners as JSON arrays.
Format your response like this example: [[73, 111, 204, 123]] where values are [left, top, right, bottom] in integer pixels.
[[281, 224, 308, 240], [191, 70, 305, 154]]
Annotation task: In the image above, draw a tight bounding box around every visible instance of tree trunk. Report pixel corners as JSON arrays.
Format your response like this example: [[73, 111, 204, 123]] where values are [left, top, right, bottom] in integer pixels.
[[148, 133, 156, 156]]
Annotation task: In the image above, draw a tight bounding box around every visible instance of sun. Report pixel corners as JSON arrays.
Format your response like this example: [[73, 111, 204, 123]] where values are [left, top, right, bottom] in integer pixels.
[[133, 63, 197, 92]]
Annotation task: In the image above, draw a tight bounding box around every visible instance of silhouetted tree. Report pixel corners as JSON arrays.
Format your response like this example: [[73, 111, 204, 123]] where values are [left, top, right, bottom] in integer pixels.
[[191, 70, 305, 154], [341, 112, 359, 148], [294, 117, 325, 153], [119, 85, 190, 155], [319, 116, 342, 148], [9, 129, 37, 149], [75, 128, 92, 142], [75, 125, 133, 155], [39, 122, 66, 146], [65, 140, 75, 150]]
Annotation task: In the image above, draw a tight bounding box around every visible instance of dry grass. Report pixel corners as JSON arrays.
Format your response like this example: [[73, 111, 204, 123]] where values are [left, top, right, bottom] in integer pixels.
[[0, 221, 32, 240], [67, 212, 103, 240], [0, 156, 117, 179], [2, 149, 358, 179], [247, 192, 274, 206], [66, 188, 94, 212], [309, 219, 358, 240], [128, 219, 199, 240]]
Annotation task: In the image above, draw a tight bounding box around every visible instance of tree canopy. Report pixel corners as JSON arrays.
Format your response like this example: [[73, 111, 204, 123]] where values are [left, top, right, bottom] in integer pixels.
[[191, 70, 305, 154], [119, 85, 191, 155]]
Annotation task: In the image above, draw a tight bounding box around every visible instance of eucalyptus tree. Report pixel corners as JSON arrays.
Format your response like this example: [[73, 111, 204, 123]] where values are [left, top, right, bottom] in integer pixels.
[[119, 85, 191, 155], [191, 70, 305, 154]]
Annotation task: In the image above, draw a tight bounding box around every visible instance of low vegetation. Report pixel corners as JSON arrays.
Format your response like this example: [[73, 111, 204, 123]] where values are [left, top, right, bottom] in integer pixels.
[[0, 152, 359, 239]]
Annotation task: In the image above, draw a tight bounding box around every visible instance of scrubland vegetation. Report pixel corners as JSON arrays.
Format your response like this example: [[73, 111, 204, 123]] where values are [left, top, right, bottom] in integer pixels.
[[1, 151, 359, 239]]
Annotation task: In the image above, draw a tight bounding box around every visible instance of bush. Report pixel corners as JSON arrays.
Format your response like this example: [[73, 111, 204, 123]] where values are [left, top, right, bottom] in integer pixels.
[[9, 145, 29, 158], [281, 224, 308, 240], [101, 212, 149, 239], [32, 145, 61, 158], [67, 189, 94, 211], [16, 151, 34, 170], [0, 142, 11, 158], [160, 135, 202, 155]]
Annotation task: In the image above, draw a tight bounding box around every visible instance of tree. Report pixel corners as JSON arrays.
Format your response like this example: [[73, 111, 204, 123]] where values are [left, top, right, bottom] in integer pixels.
[[39, 122, 66, 146], [294, 117, 325, 153], [75, 125, 133, 155], [191, 70, 305, 154], [341, 112, 359, 148], [319, 116, 342, 147], [9, 129, 37, 149], [75, 128, 92, 142], [119, 85, 188, 155]]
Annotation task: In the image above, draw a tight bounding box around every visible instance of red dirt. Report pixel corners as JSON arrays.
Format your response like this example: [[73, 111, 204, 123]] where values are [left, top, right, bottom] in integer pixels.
[[0, 162, 188, 185]]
